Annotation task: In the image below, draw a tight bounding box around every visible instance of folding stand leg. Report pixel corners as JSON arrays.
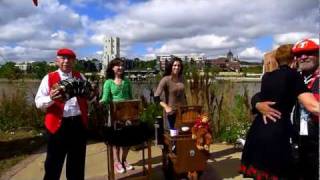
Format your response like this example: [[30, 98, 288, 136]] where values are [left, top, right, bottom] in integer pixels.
[[162, 143, 168, 169], [142, 143, 146, 175], [107, 144, 115, 180], [147, 140, 152, 179]]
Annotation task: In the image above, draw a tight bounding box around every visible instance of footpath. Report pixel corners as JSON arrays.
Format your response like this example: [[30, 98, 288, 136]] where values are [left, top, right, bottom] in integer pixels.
[[0, 142, 249, 180]]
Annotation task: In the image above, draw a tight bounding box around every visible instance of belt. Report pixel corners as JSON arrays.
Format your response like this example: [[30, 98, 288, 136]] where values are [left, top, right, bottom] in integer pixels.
[[63, 115, 81, 121]]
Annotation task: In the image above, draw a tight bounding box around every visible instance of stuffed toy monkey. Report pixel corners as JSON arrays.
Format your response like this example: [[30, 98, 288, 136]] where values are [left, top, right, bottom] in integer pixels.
[[191, 113, 213, 151]]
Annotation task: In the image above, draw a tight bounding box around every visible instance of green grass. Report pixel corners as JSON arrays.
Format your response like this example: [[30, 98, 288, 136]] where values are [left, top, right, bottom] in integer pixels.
[[0, 129, 45, 176]]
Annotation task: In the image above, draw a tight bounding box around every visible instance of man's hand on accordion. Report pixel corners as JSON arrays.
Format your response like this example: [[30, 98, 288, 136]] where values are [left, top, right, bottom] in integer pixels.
[[50, 79, 94, 101], [50, 84, 65, 100]]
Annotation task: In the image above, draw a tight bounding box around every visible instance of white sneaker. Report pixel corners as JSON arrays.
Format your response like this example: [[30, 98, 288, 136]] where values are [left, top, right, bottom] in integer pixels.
[[114, 162, 125, 173], [123, 161, 134, 170]]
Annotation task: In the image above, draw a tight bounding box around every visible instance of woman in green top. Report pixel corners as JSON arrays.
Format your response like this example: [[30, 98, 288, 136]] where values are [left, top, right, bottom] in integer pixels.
[[100, 58, 133, 174]]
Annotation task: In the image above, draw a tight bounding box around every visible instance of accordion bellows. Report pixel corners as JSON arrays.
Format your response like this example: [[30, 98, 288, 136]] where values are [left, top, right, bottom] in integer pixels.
[[52, 78, 92, 100]]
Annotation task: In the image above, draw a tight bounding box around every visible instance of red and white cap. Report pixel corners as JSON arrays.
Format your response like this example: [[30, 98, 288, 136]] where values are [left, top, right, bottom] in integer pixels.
[[292, 39, 319, 54]]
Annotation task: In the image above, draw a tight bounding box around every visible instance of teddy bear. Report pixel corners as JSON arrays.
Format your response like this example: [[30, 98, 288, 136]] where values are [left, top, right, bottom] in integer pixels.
[[191, 113, 213, 151]]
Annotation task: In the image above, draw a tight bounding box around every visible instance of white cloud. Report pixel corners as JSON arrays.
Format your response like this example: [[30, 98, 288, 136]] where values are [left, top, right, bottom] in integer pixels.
[[142, 53, 157, 60], [50, 31, 67, 40], [0, 0, 318, 61], [239, 47, 264, 61], [272, 32, 318, 49], [0, 0, 90, 60], [92, 0, 317, 41], [151, 34, 252, 59], [89, 0, 317, 61], [0, 46, 55, 61], [153, 34, 234, 54]]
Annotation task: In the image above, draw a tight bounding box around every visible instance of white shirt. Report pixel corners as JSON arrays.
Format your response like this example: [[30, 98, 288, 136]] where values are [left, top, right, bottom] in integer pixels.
[[35, 69, 86, 118]]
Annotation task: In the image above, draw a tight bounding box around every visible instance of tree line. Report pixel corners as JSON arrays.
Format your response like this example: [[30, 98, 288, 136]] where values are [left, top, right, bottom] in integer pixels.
[[0, 58, 261, 80]]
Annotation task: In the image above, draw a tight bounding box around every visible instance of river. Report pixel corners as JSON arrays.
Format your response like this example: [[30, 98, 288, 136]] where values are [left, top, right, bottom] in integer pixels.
[[0, 79, 261, 103]]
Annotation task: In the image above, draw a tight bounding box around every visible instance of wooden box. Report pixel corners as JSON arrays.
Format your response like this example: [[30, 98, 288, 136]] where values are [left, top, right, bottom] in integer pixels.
[[106, 99, 152, 180], [175, 106, 202, 132], [162, 106, 208, 175], [164, 133, 208, 174], [110, 99, 142, 123]]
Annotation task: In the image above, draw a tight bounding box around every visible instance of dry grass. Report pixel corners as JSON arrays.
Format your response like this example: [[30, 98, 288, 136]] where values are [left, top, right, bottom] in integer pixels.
[[0, 82, 45, 175], [184, 69, 252, 142]]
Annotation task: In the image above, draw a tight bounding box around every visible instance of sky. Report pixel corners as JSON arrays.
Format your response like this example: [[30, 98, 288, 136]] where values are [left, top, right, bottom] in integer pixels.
[[0, 0, 318, 62]]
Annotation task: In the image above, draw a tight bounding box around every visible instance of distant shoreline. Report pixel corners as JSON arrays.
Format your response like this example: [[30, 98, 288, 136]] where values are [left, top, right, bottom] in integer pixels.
[[0, 76, 261, 83], [0, 78, 41, 83], [0, 77, 261, 83], [215, 77, 261, 82]]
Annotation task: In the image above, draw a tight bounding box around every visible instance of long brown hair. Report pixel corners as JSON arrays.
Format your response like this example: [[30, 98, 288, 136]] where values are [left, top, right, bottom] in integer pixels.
[[106, 58, 124, 79], [163, 56, 184, 77]]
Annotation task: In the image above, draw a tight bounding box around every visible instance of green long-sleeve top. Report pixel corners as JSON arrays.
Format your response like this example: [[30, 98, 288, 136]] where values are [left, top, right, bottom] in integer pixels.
[[100, 78, 133, 105]]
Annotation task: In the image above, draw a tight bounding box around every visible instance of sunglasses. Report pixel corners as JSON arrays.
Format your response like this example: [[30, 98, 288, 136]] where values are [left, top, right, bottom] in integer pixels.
[[295, 52, 318, 59]]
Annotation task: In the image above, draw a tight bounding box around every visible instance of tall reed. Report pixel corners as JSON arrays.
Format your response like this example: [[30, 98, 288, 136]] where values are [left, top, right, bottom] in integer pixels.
[[0, 82, 44, 131], [184, 67, 252, 142]]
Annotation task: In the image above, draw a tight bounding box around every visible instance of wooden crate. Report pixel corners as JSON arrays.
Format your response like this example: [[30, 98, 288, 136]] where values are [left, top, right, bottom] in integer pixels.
[[164, 133, 208, 174], [162, 106, 208, 176], [175, 106, 202, 131], [107, 99, 152, 180], [110, 99, 142, 123]]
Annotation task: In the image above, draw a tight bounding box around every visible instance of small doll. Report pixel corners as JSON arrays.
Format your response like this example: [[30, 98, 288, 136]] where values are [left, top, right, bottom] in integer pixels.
[[191, 113, 213, 151]]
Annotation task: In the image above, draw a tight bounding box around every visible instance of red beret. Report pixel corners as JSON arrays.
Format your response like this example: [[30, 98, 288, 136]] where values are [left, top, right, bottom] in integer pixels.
[[57, 48, 76, 58]]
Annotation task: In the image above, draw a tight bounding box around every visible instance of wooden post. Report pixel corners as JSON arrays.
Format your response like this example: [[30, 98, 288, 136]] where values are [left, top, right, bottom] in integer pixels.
[[147, 140, 152, 179], [142, 143, 146, 175], [107, 144, 115, 180]]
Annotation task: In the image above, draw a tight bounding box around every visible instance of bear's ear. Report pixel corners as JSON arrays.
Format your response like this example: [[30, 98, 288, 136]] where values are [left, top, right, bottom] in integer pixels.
[[202, 115, 209, 122]]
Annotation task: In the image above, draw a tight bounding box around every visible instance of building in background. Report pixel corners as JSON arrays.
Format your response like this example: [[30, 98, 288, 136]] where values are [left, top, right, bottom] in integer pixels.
[[156, 54, 206, 71], [14, 61, 34, 72], [187, 54, 206, 69], [206, 50, 241, 72], [101, 36, 120, 76], [157, 55, 174, 71]]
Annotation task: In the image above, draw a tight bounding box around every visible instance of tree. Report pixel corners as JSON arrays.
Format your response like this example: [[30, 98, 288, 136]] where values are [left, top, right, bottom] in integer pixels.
[[0, 62, 23, 79], [74, 60, 86, 72], [131, 59, 157, 70], [241, 66, 262, 74], [31, 61, 54, 79]]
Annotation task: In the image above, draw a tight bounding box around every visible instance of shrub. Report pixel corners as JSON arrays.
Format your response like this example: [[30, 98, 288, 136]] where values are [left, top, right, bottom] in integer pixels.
[[213, 85, 252, 143], [0, 82, 44, 131], [140, 102, 162, 126], [184, 67, 252, 143]]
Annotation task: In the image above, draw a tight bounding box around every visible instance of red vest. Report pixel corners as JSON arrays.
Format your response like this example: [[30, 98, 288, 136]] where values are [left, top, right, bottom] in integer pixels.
[[45, 71, 88, 134], [307, 69, 320, 122]]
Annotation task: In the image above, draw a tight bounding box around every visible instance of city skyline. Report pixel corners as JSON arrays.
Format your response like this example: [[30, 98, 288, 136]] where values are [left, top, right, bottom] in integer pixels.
[[0, 0, 317, 62]]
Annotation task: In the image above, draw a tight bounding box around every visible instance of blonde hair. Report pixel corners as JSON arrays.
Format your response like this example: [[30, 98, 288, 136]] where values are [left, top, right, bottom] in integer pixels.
[[275, 44, 294, 66], [263, 50, 278, 72]]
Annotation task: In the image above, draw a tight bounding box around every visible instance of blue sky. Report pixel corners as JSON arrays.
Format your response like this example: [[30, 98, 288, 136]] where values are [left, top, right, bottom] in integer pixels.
[[0, 0, 317, 62]]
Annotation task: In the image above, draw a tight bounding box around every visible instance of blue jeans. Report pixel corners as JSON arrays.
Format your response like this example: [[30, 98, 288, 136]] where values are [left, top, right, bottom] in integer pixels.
[[167, 113, 176, 129]]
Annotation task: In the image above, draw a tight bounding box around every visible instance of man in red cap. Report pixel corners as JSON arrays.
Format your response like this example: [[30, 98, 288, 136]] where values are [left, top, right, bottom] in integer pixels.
[[254, 39, 319, 180], [35, 48, 88, 180], [291, 39, 319, 180]]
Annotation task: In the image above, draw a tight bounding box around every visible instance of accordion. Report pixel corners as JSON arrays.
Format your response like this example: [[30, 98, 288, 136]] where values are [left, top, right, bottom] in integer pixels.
[[52, 78, 93, 100]]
